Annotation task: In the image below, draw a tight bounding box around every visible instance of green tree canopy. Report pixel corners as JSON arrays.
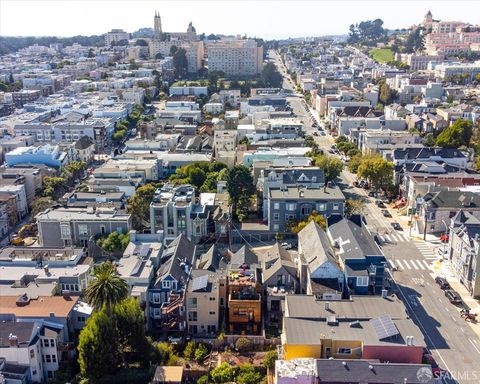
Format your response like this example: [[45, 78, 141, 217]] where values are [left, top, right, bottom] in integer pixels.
[[31, 197, 54, 217], [357, 155, 394, 191], [84, 261, 129, 311], [314, 155, 343, 182], [290, 211, 327, 233], [345, 198, 366, 217], [78, 310, 121, 379], [43, 176, 67, 199], [423, 132, 435, 147], [263, 350, 278, 369], [97, 231, 130, 253], [235, 364, 263, 384], [127, 183, 157, 229], [435, 119, 473, 148], [261, 62, 283, 88], [211, 362, 235, 383], [226, 166, 255, 220]]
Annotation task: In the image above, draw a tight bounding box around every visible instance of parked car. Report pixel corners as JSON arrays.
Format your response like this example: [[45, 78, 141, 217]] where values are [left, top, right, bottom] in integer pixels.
[[423, 353, 441, 377], [391, 222, 402, 230], [376, 200, 386, 208], [320, 131, 326, 136], [435, 276, 450, 290], [382, 209, 392, 218], [368, 191, 377, 197], [444, 289, 462, 304], [313, 131, 319, 136], [281, 242, 292, 250]]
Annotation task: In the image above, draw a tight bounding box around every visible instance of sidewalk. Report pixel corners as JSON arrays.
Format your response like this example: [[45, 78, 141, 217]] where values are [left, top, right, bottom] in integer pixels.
[[433, 260, 480, 337]]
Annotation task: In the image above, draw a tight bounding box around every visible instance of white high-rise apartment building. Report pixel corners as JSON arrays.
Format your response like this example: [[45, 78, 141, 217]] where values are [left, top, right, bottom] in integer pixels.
[[206, 39, 263, 76], [105, 29, 129, 46]]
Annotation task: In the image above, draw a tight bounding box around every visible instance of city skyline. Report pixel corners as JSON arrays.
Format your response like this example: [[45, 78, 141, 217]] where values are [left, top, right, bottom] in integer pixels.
[[1, 0, 479, 39]]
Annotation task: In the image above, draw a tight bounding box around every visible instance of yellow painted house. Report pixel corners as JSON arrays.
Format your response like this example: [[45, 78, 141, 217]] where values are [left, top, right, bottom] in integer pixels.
[[280, 295, 425, 364]]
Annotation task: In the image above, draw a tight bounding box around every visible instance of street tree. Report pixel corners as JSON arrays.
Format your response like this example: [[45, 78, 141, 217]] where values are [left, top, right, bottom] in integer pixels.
[[357, 155, 394, 191], [261, 62, 283, 88], [314, 155, 343, 182], [345, 198, 366, 217]]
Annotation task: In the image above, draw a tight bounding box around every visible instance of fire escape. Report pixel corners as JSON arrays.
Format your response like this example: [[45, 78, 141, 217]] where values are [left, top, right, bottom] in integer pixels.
[[160, 292, 185, 331]]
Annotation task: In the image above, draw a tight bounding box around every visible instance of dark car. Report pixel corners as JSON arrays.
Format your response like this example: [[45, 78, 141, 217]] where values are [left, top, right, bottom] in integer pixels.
[[368, 191, 377, 197], [435, 276, 450, 290], [423, 353, 441, 377], [391, 222, 402, 230], [376, 200, 386, 208], [444, 289, 462, 304], [382, 209, 392, 218]]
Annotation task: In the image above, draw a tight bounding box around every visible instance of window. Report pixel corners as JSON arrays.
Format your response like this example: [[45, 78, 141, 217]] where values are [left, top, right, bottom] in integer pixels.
[[45, 355, 51, 363], [301, 206, 311, 216], [286, 203, 296, 211], [162, 280, 171, 289], [44, 339, 50, 347], [209, 297, 215, 301], [78, 316, 86, 322], [100, 225, 106, 234], [209, 311, 216, 315], [187, 297, 198, 308], [273, 203, 280, 210], [188, 311, 198, 321], [78, 224, 88, 236], [316, 203, 326, 211], [60, 225, 71, 240], [356, 276, 369, 286], [153, 308, 161, 317], [325, 347, 332, 355], [273, 213, 280, 221], [30, 349, 35, 359], [52, 354, 57, 363], [285, 213, 295, 221], [333, 203, 340, 211], [47, 371, 54, 379], [338, 348, 351, 354], [50, 339, 55, 347], [273, 224, 279, 231], [152, 293, 161, 303]]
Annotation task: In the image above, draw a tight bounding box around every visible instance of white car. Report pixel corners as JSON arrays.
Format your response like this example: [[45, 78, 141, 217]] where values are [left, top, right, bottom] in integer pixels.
[[281, 242, 292, 250]]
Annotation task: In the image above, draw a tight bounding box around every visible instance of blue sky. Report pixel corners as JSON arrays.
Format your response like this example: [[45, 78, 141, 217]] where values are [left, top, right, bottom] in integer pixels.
[[1, 0, 479, 39]]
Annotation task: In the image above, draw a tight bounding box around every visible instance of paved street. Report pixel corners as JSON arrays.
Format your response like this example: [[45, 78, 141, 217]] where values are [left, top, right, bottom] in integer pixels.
[[270, 49, 480, 383]]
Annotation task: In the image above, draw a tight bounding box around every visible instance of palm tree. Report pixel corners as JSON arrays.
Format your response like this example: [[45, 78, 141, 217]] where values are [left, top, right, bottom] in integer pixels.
[[85, 261, 129, 311]]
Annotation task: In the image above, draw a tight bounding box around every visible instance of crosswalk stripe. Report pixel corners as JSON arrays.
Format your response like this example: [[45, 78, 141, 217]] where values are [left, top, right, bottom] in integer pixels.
[[413, 260, 425, 269], [378, 235, 385, 243], [413, 260, 423, 270], [388, 260, 396, 269], [384, 234, 391, 242], [421, 260, 431, 269], [403, 260, 412, 270]]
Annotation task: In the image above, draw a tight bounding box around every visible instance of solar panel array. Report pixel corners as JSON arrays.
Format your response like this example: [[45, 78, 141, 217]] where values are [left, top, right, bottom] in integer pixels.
[[191, 275, 209, 292], [370, 315, 399, 340]]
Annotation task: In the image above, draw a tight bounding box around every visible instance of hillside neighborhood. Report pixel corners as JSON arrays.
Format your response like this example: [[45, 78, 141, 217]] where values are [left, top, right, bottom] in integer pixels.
[[1, 7, 480, 384]]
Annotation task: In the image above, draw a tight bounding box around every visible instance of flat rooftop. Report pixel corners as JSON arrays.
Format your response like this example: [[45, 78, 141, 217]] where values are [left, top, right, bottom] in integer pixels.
[[36, 207, 130, 221], [0, 295, 79, 318]]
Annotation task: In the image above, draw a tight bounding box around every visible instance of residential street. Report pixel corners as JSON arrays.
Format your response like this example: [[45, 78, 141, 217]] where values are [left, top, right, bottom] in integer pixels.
[[271, 49, 480, 383]]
